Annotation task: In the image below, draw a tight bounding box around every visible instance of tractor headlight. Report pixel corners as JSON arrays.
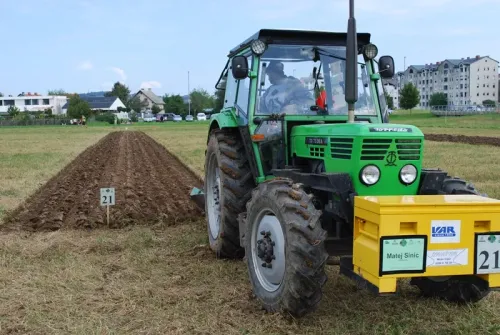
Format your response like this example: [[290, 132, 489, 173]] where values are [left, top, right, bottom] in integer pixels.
[[251, 40, 267, 55], [360, 165, 380, 185], [363, 43, 378, 60], [400, 164, 417, 185]]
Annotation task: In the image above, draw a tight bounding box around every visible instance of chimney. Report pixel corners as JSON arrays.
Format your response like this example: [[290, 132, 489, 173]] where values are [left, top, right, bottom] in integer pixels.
[[476, 55, 480, 59]]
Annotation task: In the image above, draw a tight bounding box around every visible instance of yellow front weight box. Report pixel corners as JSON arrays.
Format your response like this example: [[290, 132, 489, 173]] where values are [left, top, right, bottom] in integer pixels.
[[347, 194, 500, 294]]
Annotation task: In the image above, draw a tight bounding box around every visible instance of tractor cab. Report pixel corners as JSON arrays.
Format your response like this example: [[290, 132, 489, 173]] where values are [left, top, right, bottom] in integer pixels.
[[211, 29, 398, 183]]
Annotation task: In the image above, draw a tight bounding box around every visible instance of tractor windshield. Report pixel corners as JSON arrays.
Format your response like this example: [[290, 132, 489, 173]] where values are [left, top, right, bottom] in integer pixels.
[[255, 44, 378, 117]]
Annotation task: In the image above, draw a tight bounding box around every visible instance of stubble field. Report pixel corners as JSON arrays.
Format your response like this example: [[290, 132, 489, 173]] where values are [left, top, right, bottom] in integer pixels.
[[1, 112, 500, 334]]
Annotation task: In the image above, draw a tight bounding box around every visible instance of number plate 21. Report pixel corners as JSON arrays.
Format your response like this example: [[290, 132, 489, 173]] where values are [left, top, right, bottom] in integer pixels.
[[475, 233, 500, 274], [100, 188, 116, 206]]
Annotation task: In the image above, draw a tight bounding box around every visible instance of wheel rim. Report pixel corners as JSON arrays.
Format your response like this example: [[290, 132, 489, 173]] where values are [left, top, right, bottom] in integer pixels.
[[251, 209, 286, 292], [206, 153, 221, 240]]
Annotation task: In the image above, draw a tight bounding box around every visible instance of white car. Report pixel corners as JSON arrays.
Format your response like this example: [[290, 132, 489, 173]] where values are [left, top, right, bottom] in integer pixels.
[[196, 113, 207, 121], [143, 114, 156, 122], [173, 115, 182, 122], [185, 115, 194, 122]]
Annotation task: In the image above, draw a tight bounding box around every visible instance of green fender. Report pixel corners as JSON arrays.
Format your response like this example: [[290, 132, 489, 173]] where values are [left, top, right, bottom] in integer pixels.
[[207, 109, 239, 142]]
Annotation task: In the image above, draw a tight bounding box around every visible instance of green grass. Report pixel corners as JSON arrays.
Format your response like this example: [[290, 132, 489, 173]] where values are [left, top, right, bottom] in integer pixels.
[[1, 118, 500, 334], [390, 109, 500, 136]]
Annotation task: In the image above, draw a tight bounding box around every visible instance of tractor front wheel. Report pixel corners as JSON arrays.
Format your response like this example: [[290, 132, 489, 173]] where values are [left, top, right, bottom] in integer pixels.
[[411, 175, 490, 303], [243, 178, 328, 317]]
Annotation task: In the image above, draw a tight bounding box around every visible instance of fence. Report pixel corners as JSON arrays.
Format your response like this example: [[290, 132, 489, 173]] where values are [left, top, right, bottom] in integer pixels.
[[429, 104, 499, 117], [0, 118, 73, 127]]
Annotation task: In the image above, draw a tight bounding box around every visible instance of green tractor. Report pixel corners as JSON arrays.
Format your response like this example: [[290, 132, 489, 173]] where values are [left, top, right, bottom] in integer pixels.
[[190, 0, 500, 317]]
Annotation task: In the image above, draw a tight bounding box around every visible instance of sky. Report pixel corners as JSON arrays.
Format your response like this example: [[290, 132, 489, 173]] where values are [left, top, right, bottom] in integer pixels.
[[1, 0, 499, 97]]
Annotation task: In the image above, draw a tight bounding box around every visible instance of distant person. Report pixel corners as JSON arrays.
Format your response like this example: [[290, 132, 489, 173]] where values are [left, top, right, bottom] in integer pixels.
[[81, 115, 86, 127]]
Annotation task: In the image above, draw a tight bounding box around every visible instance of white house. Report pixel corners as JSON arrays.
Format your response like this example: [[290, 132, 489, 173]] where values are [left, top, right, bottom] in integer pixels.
[[0, 94, 67, 115], [62, 96, 126, 115]]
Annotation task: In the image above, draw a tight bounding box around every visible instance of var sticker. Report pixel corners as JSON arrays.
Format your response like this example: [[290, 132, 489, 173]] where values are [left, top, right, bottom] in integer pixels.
[[427, 249, 468, 266], [431, 220, 461, 243]]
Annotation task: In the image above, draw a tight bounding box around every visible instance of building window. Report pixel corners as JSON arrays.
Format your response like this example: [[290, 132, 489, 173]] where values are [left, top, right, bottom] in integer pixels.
[[43, 99, 50, 105], [25, 99, 31, 105], [477, 93, 480, 96], [31, 99, 39, 105]]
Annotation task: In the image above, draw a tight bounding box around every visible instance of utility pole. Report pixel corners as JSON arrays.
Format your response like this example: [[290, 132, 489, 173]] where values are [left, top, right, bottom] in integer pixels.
[[188, 71, 191, 116]]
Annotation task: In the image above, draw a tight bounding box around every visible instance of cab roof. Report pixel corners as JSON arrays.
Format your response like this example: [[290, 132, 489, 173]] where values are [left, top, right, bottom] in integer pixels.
[[228, 29, 371, 57]]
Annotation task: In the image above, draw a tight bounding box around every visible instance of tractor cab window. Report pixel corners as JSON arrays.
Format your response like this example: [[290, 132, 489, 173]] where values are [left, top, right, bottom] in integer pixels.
[[255, 44, 377, 117]]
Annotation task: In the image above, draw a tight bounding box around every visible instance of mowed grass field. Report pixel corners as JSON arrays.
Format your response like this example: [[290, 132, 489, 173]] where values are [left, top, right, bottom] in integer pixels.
[[1, 112, 500, 334]]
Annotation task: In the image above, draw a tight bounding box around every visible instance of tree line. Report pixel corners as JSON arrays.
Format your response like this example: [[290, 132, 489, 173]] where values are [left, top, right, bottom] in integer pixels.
[[53, 81, 225, 119]]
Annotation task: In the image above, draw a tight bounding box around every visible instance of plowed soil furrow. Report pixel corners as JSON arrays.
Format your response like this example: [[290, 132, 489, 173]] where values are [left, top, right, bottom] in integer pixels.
[[425, 133, 500, 146], [1, 131, 204, 232]]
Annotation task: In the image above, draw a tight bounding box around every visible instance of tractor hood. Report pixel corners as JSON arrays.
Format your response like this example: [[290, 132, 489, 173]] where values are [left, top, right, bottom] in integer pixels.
[[290, 122, 425, 197], [291, 123, 424, 138]]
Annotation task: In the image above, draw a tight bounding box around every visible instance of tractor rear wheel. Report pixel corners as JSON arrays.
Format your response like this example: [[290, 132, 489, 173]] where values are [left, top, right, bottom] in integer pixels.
[[204, 128, 254, 259], [243, 178, 328, 317], [410, 175, 490, 303]]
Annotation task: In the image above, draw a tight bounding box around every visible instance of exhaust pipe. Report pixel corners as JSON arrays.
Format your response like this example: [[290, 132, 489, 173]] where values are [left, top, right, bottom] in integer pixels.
[[345, 0, 358, 123]]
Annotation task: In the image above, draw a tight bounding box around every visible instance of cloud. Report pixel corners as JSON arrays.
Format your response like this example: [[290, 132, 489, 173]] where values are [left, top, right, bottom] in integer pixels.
[[101, 82, 113, 90], [77, 60, 93, 71], [440, 27, 484, 36], [140, 81, 162, 89], [110, 67, 127, 81]]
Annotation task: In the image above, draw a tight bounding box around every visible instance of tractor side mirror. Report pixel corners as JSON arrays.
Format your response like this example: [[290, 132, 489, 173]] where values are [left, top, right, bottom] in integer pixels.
[[378, 56, 395, 78], [231, 56, 249, 80]]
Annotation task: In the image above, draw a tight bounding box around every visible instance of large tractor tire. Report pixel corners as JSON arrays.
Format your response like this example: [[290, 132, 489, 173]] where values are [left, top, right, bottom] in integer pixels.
[[204, 128, 255, 259], [243, 178, 329, 317], [410, 175, 490, 303]]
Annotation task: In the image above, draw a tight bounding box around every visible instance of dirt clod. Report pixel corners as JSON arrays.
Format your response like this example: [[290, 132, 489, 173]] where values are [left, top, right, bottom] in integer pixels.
[[1, 131, 204, 232], [425, 133, 500, 146]]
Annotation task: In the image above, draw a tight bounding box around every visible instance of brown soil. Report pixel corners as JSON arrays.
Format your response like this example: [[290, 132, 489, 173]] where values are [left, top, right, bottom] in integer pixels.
[[1, 131, 204, 232], [425, 133, 500, 146]]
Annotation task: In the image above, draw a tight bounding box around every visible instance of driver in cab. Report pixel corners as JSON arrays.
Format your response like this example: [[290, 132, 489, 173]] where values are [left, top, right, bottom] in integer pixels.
[[259, 61, 315, 115]]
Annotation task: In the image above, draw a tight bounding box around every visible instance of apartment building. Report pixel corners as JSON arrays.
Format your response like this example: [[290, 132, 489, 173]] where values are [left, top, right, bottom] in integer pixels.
[[396, 55, 498, 108], [0, 93, 67, 114], [382, 78, 399, 108]]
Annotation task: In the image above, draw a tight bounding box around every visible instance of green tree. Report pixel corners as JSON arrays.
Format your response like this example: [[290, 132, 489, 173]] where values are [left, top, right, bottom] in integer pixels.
[[66, 95, 91, 118], [47, 89, 67, 96], [163, 94, 188, 115], [151, 104, 161, 115], [213, 79, 226, 113], [429, 92, 447, 107], [105, 82, 131, 105], [7, 105, 20, 117], [399, 83, 420, 110], [189, 88, 215, 114], [384, 92, 394, 109], [0, 92, 3, 97], [127, 96, 148, 113], [482, 99, 496, 107]]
